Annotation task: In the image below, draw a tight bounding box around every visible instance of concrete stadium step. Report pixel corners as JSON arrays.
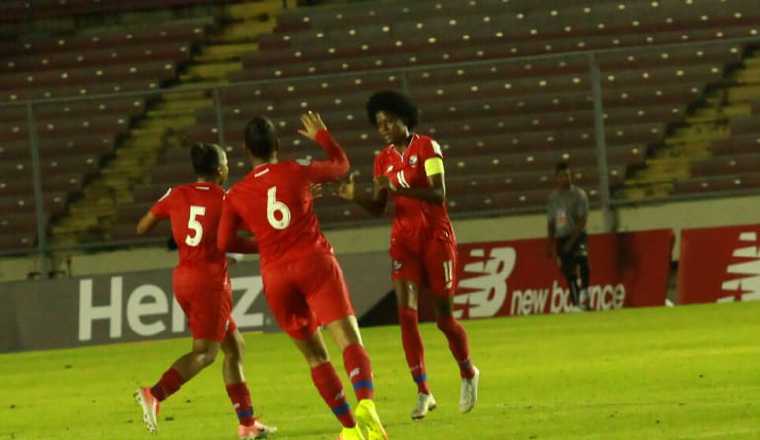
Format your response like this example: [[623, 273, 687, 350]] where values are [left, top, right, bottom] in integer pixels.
[[621, 183, 673, 201], [212, 20, 276, 44], [225, 0, 283, 21], [195, 42, 260, 63], [733, 66, 760, 84], [668, 124, 729, 145], [686, 104, 751, 123], [726, 85, 760, 103], [180, 62, 240, 82]]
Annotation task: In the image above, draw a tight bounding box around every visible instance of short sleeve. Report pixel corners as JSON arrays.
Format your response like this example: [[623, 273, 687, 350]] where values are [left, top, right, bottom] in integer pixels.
[[420, 138, 444, 162], [150, 188, 173, 219], [575, 189, 589, 218]]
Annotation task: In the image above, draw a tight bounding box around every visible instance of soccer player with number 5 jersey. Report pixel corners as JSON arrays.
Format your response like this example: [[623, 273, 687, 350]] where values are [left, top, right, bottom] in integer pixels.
[[133, 143, 275, 439], [339, 91, 480, 420], [218, 112, 388, 440]]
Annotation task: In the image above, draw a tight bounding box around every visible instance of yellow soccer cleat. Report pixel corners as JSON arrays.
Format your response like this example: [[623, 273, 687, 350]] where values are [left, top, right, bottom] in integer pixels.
[[338, 426, 366, 440], [356, 400, 389, 440]]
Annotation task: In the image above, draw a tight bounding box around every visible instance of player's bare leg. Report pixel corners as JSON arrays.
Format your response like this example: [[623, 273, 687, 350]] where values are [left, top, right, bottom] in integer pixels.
[[432, 296, 479, 414], [326, 316, 388, 440], [293, 331, 364, 439], [134, 339, 219, 433], [173, 338, 221, 379], [221, 330, 277, 439], [394, 280, 437, 420]]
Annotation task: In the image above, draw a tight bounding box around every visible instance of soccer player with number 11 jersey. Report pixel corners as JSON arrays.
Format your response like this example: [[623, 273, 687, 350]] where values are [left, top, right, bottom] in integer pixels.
[[339, 91, 480, 420]]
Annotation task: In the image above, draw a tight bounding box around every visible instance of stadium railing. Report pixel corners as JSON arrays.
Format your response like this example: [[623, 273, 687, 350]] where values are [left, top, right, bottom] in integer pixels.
[[1, 35, 759, 266]]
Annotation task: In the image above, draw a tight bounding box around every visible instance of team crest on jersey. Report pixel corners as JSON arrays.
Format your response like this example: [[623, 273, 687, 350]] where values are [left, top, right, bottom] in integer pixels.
[[408, 155, 418, 167], [392, 260, 403, 271]]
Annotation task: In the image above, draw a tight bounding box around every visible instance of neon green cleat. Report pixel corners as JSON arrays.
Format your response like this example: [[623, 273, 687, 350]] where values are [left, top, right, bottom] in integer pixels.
[[338, 426, 366, 440], [356, 400, 389, 440]]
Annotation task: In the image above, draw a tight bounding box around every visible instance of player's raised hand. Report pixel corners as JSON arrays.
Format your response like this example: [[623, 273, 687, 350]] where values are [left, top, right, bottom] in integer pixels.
[[337, 171, 359, 200], [298, 111, 327, 141], [310, 183, 324, 199]]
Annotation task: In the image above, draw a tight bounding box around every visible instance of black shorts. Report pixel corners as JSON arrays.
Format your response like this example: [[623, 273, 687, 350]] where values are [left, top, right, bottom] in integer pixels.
[[557, 232, 588, 271]]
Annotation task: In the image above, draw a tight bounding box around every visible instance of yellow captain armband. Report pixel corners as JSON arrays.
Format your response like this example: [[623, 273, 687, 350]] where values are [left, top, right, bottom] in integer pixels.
[[424, 157, 445, 176]]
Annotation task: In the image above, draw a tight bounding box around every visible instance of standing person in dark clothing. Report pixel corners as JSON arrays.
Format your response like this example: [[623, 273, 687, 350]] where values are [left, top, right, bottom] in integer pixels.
[[547, 162, 591, 311]]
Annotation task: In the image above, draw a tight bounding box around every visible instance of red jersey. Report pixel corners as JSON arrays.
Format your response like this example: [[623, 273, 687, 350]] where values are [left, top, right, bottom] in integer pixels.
[[151, 182, 229, 271], [373, 134, 455, 244], [218, 130, 349, 266]]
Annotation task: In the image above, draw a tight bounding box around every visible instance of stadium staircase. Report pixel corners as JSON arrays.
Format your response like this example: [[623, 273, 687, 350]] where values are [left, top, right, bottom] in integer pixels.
[[50, 0, 285, 248], [622, 48, 760, 201]]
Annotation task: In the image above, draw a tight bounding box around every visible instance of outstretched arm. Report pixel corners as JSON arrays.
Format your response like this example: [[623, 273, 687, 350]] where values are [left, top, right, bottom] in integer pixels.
[[337, 171, 389, 217], [217, 199, 258, 254], [136, 211, 162, 235], [137, 189, 172, 235]]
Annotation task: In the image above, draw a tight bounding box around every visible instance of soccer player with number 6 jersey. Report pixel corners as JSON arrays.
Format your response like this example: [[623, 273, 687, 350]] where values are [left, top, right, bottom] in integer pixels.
[[338, 91, 480, 420], [133, 143, 275, 439], [217, 112, 388, 440]]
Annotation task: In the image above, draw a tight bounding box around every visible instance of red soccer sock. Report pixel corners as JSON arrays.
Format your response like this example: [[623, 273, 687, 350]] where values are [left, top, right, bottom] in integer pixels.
[[398, 307, 430, 394], [343, 344, 375, 401], [226, 382, 255, 427], [311, 362, 356, 428], [150, 368, 185, 402], [436, 315, 475, 379]]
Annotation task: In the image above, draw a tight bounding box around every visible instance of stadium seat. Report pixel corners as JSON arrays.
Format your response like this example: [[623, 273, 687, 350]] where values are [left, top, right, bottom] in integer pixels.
[[0, 43, 192, 74], [673, 173, 760, 195]]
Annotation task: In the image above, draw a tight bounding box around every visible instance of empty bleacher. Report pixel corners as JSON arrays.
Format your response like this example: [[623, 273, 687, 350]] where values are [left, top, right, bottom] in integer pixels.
[[4, 0, 760, 251], [0, 15, 211, 251], [108, 0, 758, 233]]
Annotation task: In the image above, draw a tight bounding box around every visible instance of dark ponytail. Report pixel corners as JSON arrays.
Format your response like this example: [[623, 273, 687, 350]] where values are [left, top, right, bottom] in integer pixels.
[[244, 116, 279, 160], [190, 142, 221, 177]]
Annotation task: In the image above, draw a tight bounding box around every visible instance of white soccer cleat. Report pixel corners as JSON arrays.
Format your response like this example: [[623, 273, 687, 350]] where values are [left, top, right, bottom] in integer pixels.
[[134, 387, 159, 433], [410, 392, 437, 420], [238, 419, 278, 439], [459, 367, 480, 414]]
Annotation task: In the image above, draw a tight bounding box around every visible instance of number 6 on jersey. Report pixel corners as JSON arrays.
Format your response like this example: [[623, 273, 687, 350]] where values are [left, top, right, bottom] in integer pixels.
[[267, 186, 291, 230]]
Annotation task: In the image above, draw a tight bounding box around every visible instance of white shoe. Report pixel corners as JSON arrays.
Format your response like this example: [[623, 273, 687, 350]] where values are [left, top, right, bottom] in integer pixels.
[[410, 392, 437, 420], [238, 419, 277, 439], [459, 367, 480, 414], [567, 305, 583, 313], [134, 387, 159, 433]]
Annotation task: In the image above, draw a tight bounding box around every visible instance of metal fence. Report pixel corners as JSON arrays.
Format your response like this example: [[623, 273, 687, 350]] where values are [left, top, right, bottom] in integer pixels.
[[2, 36, 760, 265]]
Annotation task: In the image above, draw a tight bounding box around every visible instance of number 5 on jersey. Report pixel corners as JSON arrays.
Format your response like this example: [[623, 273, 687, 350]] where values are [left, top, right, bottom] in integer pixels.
[[186, 205, 206, 246], [267, 186, 291, 230]]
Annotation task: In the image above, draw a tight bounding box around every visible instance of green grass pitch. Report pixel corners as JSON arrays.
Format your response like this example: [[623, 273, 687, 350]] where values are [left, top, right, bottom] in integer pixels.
[[1, 302, 759, 439]]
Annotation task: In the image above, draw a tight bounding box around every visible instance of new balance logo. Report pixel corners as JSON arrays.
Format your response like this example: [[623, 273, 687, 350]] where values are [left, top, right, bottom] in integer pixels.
[[719, 232, 760, 303], [453, 247, 516, 319]]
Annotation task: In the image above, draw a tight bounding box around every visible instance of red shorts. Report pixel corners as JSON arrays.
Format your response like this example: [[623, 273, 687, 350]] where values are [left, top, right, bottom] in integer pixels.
[[390, 230, 458, 297], [173, 266, 237, 342], [261, 252, 354, 340]]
